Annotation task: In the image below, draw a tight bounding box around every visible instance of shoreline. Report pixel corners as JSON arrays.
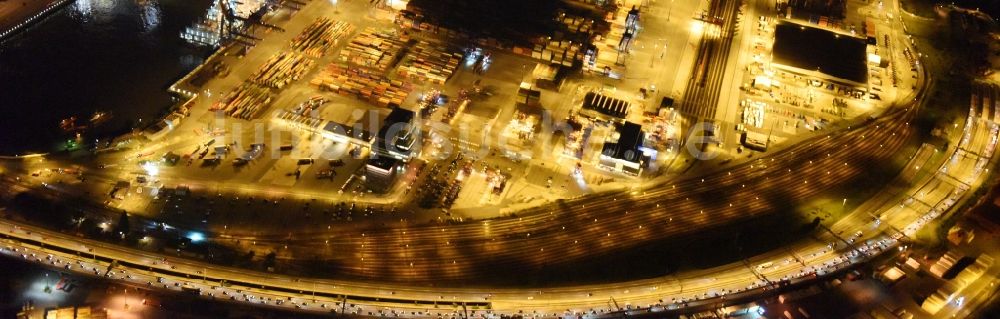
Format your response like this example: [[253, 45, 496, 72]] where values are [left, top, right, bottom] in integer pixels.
[[0, 36, 223, 158], [0, 0, 75, 41]]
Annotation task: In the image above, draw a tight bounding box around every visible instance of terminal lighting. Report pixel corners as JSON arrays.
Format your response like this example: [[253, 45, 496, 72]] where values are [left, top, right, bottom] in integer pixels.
[[751, 305, 765, 315], [142, 161, 159, 177], [690, 20, 705, 36], [867, 53, 882, 65], [753, 75, 772, 88], [187, 231, 205, 243], [386, 0, 408, 10]]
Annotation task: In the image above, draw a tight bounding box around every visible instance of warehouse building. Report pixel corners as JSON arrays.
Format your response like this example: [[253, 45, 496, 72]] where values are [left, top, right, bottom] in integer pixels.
[[365, 107, 419, 193], [598, 121, 650, 176], [771, 21, 868, 95], [372, 107, 419, 161]]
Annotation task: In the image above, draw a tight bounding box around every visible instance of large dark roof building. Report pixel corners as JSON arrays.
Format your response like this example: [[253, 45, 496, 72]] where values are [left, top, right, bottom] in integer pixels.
[[771, 21, 868, 88], [373, 107, 418, 161], [598, 121, 647, 175], [365, 107, 418, 193]]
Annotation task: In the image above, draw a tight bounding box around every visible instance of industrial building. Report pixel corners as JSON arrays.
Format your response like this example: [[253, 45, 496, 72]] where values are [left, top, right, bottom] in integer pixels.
[[581, 91, 631, 119], [371, 107, 419, 161], [598, 121, 649, 176], [771, 21, 869, 94], [365, 107, 419, 193]]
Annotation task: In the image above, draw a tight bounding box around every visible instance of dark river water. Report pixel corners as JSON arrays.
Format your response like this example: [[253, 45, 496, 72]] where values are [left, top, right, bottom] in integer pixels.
[[0, 0, 212, 155]]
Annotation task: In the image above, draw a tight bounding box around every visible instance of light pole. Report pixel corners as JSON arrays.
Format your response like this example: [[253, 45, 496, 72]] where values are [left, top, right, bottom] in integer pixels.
[[667, 0, 674, 22], [43, 273, 52, 294]]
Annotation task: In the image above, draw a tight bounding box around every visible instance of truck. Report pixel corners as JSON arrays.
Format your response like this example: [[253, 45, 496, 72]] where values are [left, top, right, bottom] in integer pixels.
[[181, 283, 201, 294], [316, 169, 335, 179], [237, 144, 265, 163], [778, 285, 822, 304]]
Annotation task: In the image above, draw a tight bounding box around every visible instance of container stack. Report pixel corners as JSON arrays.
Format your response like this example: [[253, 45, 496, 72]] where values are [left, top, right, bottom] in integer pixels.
[[310, 63, 411, 107], [339, 28, 409, 72], [558, 14, 594, 36], [213, 82, 272, 119], [48, 307, 75, 319], [75, 306, 107, 319], [395, 40, 462, 85], [290, 18, 355, 58], [530, 40, 581, 67], [250, 52, 315, 89], [395, 6, 608, 68], [505, 13, 592, 67]]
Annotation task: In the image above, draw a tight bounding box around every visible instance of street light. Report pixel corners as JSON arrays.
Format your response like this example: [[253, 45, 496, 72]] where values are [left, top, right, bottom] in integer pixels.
[[43, 273, 52, 294], [667, 0, 674, 22]]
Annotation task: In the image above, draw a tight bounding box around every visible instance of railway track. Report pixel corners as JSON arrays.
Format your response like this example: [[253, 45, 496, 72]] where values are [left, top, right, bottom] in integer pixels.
[[232, 105, 918, 282], [677, 0, 741, 121]]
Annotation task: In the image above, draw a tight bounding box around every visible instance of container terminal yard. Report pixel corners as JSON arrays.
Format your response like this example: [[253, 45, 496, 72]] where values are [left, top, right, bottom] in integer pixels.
[[1, 0, 1000, 318]]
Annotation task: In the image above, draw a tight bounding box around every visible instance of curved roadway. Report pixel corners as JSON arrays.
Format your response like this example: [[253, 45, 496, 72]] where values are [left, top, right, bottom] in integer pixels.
[[5, 0, 999, 318]]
